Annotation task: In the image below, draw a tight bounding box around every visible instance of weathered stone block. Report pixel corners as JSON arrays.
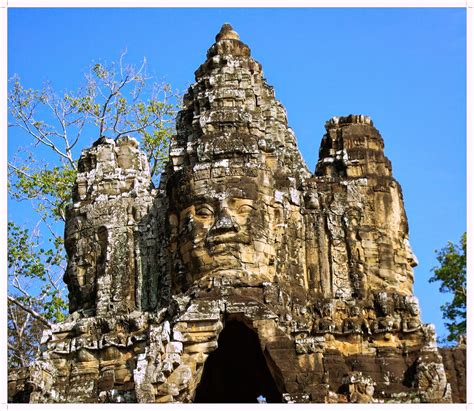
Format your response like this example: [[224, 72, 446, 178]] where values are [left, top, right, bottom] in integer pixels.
[[183, 341, 218, 354]]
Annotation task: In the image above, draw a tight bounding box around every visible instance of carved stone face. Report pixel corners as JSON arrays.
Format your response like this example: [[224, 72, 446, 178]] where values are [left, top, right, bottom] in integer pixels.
[[350, 306, 361, 317], [169, 173, 277, 288], [365, 381, 375, 397], [405, 296, 420, 316], [375, 292, 390, 316]]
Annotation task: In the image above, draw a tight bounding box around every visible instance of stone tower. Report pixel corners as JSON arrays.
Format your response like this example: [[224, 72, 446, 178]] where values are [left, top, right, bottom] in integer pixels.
[[9, 23, 465, 404]]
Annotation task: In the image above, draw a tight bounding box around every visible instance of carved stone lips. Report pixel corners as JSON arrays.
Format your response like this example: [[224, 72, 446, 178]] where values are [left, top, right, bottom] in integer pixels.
[[205, 233, 251, 249]]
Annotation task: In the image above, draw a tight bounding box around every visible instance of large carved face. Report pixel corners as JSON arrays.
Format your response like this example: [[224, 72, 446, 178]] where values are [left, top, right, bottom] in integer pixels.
[[169, 173, 278, 288]]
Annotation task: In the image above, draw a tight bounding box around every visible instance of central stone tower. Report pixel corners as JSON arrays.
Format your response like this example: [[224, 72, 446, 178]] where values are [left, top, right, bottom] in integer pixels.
[[13, 24, 459, 404]]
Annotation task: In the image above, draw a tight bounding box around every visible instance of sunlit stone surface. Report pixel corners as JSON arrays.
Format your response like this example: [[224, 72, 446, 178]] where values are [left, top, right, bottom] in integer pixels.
[[8, 23, 465, 404]]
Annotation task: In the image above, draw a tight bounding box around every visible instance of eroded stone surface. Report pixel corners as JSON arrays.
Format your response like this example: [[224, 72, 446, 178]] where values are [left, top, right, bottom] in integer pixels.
[[10, 23, 465, 404]]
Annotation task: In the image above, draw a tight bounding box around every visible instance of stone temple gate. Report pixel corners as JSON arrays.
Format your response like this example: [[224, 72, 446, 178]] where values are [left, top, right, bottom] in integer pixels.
[[8, 23, 466, 403]]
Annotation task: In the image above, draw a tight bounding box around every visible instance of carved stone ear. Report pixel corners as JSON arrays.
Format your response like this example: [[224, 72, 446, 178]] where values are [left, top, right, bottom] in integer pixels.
[[273, 205, 283, 226], [168, 213, 178, 238]]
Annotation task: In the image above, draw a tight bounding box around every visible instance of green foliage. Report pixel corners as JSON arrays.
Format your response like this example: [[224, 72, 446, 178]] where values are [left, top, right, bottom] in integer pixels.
[[8, 221, 67, 368], [429, 232, 466, 342], [8, 54, 179, 366], [9, 157, 77, 222], [8, 222, 48, 282], [8, 221, 67, 322]]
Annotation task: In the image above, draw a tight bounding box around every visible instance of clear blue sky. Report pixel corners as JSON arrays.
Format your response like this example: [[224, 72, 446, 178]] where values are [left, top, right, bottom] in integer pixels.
[[8, 8, 466, 340]]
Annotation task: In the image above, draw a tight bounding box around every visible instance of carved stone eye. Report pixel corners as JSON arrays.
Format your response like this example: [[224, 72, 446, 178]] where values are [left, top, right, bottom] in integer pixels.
[[238, 204, 255, 214], [195, 205, 214, 217]]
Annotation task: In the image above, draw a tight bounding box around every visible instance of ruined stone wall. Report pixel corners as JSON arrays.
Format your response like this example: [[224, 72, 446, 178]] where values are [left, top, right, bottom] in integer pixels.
[[9, 23, 465, 404], [439, 347, 467, 403]]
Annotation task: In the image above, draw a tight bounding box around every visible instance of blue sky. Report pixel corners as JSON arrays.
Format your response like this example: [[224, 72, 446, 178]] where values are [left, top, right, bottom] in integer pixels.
[[8, 8, 466, 340]]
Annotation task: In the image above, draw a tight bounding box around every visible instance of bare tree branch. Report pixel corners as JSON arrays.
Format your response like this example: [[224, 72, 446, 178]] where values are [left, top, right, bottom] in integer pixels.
[[8, 296, 52, 328]]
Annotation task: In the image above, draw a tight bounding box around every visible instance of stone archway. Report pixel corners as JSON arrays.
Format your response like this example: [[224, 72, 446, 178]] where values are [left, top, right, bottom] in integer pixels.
[[194, 320, 282, 403]]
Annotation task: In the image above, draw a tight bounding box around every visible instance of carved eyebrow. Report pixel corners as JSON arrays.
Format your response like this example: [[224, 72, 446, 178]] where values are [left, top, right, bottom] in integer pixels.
[[195, 204, 214, 212], [237, 203, 256, 213], [195, 204, 215, 217]]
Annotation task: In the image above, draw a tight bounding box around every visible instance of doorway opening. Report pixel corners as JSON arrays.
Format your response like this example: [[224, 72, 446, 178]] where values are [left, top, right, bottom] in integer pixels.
[[194, 320, 282, 403]]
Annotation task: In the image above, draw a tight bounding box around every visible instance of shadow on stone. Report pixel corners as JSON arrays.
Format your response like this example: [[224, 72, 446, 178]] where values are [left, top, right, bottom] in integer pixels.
[[194, 320, 282, 403]]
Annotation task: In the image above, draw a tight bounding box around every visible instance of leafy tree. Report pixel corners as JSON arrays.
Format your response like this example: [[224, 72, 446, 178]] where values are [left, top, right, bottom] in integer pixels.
[[7, 221, 64, 367], [8, 53, 180, 367], [429, 232, 466, 343]]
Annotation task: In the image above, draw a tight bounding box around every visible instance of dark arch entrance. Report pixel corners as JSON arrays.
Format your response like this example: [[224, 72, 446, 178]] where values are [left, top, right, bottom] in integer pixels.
[[194, 320, 282, 403]]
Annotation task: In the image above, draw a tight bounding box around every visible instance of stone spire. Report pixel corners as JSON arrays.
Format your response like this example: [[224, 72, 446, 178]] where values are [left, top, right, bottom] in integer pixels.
[[170, 22, 310, 186], [316, 114, 392, 178], [166, 23, 311, 293], [215, 23, 240, 41]]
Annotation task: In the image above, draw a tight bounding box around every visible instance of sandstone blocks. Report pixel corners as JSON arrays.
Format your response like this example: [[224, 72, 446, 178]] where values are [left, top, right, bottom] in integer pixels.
[[11, 23, 463, 404]]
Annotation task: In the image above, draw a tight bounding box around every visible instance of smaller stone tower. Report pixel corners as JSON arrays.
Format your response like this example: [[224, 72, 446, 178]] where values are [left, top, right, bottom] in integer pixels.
[[64, 137, 155, 315]]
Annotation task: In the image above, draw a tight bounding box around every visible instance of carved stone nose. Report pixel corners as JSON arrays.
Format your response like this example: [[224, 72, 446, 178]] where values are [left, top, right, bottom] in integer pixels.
[[209, 209, 238, 235]]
